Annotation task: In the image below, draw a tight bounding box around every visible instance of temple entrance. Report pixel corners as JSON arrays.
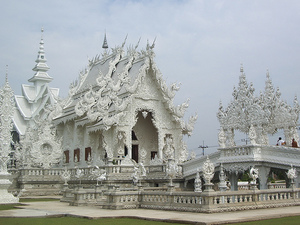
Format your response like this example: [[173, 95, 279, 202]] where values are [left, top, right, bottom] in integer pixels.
[[132, 145, 139, 163], [132, 111, 158, 164]]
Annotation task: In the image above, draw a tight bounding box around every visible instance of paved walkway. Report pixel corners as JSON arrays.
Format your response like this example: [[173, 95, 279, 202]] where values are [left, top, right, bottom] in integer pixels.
[[1, 200, 300, 225]]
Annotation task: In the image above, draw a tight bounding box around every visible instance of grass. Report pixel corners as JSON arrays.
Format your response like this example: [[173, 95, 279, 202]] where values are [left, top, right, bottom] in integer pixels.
[[0, 217, 187, 225], [0, 216, 300, 225], [19, 198, 59, 202]]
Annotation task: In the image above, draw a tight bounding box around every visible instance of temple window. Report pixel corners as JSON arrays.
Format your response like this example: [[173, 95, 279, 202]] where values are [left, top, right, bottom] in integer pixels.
[[85, 147, 91, 161], [74, 148, 80, 162], [64, 150, 69, 163], [151, 151, 157, 160]]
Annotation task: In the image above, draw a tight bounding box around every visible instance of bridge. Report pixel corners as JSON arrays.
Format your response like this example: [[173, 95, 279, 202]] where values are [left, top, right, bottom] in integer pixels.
[[182, 145, 300, 190]]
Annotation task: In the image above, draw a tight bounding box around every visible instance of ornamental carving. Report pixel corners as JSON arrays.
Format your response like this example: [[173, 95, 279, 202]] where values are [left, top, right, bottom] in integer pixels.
[[0, 77, 14, 173], [217, 66, 300, 147], [202, 157, 214, 184], [16, 121, 62, 169]]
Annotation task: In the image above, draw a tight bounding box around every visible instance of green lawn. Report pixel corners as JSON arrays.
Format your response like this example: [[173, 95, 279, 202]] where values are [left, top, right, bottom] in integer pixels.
[[0, 217, 187, 225]]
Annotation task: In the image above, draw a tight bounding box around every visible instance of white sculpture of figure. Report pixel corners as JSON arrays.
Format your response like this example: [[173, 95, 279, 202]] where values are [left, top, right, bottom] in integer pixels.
[[249, 166, 259, 184], [249, 124, 257, 145], [163, 135, 175, 160], [202, 156, 215, 191], [75, 168, 84, 185], [61, 167, 71, 186], [90, 166, 106, 186], [117, 131, 125, 156], [194, 170, 202, 192], [166, 159, 178, 187], [218, 164, 227, 192], [131, 165, 139, 186], [139, 162, 147, 177], [287, 165, 297, 188], [218, 128, 226, 148]]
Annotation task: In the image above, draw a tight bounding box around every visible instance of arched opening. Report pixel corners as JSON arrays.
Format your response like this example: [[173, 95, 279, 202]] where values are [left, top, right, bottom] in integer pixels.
[[132, 111, 158, 164]]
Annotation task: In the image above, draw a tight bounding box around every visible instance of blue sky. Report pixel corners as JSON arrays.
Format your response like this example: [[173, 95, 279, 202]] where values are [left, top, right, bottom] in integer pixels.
[[1, 0, 299, 155]]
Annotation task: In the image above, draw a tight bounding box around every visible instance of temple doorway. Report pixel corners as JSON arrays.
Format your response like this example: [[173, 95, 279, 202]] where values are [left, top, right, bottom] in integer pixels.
[[132, 111, 158, 164], [132, 144, 139, 163]]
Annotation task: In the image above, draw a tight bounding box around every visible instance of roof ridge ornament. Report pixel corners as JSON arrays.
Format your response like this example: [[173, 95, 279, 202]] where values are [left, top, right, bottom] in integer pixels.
[[102, 32, 108, 49], [28, 28, 52, 84], [5, 65, 8, 84], [240, 63, 244, 73], [135, 37, 141, 50], [122, 34, 128, 48]]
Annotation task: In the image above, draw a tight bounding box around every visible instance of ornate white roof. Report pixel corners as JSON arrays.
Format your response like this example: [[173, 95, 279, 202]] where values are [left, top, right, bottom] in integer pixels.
[[13, 29, 59, 135], [54, 39, 197, 136]]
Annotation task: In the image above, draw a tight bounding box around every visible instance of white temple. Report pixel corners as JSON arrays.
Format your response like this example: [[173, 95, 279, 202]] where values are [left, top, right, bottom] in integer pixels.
[[53, 37, 197, 169], [1, 30, 300, 212]]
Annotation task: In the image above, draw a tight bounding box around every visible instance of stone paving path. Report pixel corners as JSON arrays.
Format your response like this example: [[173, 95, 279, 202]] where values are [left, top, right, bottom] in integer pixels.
[[1, 200, 300, 225]]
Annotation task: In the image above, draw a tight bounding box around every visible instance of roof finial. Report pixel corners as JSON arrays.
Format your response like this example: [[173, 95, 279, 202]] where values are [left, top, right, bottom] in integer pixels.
[[41, 27, 44, 39], [150, 37, 156, 49], [240, 63, 244, 73], [102, 31, 108, 49], [5, 65, 8, 84], [122, 34, 128, 48]]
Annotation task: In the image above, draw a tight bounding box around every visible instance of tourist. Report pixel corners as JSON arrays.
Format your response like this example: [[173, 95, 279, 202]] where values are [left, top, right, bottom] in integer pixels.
[[276, 137, 286, 146], [292, 138, 298, 147]]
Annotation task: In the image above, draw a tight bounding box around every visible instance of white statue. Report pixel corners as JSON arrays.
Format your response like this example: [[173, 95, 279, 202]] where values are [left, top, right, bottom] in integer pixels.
[[166, 160, 178, 186], [90, 166, 106, 186], [194, 170, 202, 192], [287, 165, 297, 180], [202, 156, 215, 185], [249, 166, 259, 184], [75, 168, 84, 185]]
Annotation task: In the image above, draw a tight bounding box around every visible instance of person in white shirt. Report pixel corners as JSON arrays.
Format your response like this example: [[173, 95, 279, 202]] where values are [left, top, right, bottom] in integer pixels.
[[277, 137, 285, 146]]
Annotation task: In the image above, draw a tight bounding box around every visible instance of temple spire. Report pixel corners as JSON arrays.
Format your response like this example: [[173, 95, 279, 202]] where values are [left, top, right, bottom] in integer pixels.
[[102, 32, 108, 49], [5, 65, 8, 84], [28, 28, 53, 87]]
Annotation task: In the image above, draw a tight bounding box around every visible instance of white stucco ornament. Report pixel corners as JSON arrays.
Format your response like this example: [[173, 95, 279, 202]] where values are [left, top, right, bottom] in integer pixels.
[[202, 156, 214, 184], [194, 170, 202, 192], [287, 165, 297, 180], [217, 66, 300, 147], [249, 166, 259, 184], [0, 73, 14, 174], [90, 166, 106, 185], [61, 167, 71, 185], [27, 122, 62, 169]]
